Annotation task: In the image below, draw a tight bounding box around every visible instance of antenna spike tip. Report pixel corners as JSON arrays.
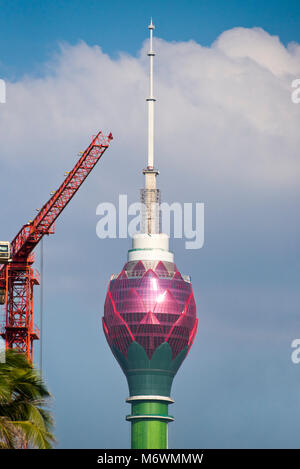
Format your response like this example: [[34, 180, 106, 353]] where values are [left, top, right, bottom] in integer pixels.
[[148, 18, 155, 30]]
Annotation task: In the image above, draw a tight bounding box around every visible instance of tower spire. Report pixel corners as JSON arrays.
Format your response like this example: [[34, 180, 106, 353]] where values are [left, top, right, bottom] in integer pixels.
[[142, 19, 160, 234]]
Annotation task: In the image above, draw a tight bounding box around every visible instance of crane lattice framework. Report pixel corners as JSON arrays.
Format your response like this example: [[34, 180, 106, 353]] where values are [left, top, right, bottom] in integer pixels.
[[0, 130, 113, 361]]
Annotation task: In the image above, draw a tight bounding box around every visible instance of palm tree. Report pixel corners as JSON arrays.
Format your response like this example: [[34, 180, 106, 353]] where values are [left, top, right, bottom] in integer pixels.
[[0, 349, 55, 449]]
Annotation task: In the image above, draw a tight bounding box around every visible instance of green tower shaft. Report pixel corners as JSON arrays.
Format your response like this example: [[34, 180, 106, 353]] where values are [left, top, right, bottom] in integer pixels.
[[111, 341, 189, 449], [111, 341, 190, 449], [126, 396, 174, 449]]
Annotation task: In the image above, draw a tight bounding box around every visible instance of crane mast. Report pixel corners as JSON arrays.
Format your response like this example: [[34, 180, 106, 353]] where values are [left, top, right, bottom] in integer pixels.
[[0, 130, 113, 361]]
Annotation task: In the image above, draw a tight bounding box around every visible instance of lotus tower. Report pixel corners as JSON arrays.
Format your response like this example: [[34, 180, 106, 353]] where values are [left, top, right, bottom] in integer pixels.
[[102, 20, 198, 449]]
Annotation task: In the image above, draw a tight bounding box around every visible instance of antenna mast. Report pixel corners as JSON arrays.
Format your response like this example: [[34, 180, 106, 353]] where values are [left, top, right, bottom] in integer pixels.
[[142, 19, 160, 234], [147, 18, 155, 169]]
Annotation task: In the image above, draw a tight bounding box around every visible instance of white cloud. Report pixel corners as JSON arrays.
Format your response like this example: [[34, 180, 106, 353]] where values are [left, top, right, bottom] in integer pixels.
[[0, 26, 299, 194], [213, 27, 300, 76], [0, 27, 299, 297]]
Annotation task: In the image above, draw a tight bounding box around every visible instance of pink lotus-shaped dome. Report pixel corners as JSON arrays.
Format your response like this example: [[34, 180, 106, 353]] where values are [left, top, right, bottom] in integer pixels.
[[103, 260, 198, 359]]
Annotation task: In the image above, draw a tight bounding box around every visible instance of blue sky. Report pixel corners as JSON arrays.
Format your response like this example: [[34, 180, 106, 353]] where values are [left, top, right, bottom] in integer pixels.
[[0, 0, 300, 449], [1, 0, 300, 78]]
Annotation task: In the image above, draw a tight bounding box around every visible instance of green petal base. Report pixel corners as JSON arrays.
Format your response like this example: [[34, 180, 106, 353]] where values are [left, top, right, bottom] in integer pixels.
[[110, 341, 189, 449]]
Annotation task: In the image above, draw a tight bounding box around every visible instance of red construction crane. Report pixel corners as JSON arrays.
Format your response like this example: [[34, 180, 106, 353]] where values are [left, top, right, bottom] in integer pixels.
[[0, 130, 113, 361]]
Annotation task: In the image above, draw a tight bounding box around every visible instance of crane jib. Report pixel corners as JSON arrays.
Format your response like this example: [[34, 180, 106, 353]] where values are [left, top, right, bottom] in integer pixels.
[[0, 130, 113, 361]]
